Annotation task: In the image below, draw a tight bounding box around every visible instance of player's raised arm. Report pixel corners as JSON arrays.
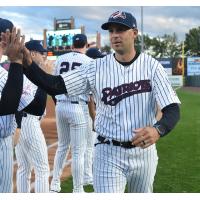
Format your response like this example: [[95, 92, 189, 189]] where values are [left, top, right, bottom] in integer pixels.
[[22, 47, 67, 96], [0, 27, 24, 115]]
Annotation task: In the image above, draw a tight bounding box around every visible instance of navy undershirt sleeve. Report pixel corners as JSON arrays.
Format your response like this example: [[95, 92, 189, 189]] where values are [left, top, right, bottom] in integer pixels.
[[0, 63, 23, 115], [24, 61, 67, 96], [154, 103, 180, 137], [23, 87, 47, 116]]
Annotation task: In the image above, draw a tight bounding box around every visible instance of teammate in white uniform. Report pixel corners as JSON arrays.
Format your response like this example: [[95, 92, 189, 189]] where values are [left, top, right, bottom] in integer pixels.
[[84, 47, 106, 185], [20, 11, 181, 193], [0, 19, 37, 192], [15, 40, 50, 193], [50, 34, 94, 193]]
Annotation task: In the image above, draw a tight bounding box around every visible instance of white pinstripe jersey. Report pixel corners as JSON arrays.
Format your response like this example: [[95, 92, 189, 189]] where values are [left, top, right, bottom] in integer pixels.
[[53, 51, 93, 102], [0, 67, 37, 138], [61, 53, 181, 142]]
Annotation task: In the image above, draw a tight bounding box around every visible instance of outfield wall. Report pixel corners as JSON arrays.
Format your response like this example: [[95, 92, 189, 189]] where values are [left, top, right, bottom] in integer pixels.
[[185, 75, 200, 87]]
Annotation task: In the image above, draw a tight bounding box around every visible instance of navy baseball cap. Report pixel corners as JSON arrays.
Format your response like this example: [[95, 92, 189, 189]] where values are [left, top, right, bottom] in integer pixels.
[[0, 18, 14, 34], [101, 11, 137, 30], [73, 34, 87, 46], [86, 48, 105, 59], [25, 40, 47, 52]]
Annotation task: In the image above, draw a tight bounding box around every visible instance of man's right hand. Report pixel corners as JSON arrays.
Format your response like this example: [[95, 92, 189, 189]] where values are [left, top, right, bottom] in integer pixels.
[[1, 27, 25, 64], [22, 47, 32, 67]]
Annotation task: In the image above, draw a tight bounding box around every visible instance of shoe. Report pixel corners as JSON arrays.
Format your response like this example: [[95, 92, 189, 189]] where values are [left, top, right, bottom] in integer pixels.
[[50, 190, 59, 193], [83, 181, 93, 186]]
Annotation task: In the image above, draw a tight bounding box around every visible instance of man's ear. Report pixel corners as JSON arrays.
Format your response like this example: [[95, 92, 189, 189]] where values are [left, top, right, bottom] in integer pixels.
[[132, 28, 138, 39], [30, 51, 35, 58], [133, 28, 138, 36]]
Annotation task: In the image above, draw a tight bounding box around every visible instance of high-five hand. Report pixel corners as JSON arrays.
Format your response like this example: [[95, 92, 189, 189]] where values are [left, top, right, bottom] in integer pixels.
[[22, 47, 32, 67], [1, 27, 25, 64]]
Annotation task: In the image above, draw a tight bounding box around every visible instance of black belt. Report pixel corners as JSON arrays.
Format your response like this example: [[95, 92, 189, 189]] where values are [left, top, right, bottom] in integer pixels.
[[95, 135, 136, 149], [22, 112, 42, 120], [71, 101, 88, 104], [23, 112, 27, 117], [57, 100, 88, 104]]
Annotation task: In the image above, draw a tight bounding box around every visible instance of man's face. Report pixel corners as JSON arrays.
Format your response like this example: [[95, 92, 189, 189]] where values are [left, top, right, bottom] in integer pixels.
[[108, 24, 138, 55], [0, 33, 7, 57], [31, 51, 46, 67]]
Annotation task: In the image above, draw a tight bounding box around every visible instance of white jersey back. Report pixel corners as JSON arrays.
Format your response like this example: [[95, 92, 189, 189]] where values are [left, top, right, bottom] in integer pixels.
[[0, 67, 37, 138], [61, 53, 181, 142], [53, 51, 92, 102]]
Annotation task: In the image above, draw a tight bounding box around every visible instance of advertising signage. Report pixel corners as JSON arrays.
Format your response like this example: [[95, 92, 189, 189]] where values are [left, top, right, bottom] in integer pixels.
[[46, 29, 81, 56], [187, 57, 200, 76], [157, 58, 172, 75], [55, 19, 72, 30]]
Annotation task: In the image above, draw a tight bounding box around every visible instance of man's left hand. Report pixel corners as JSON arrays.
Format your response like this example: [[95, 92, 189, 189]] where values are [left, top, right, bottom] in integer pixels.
[[132, 127, 160, 149]]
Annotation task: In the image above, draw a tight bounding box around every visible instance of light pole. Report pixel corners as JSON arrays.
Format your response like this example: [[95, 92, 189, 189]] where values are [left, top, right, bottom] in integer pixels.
[[182, 41, 185, 77], [141, 6, 144, 52]]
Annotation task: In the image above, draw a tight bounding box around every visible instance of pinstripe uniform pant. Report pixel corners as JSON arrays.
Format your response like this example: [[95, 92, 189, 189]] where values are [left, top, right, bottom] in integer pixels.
[[93, 142, 158, 193], [0, 135, 13, 193], [15, 114, 49, 193], [83, 116, 96, 185], [50, 101, 95, 193]]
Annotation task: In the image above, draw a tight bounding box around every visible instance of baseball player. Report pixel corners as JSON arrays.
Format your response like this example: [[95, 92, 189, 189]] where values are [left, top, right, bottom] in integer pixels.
[[0, 19, 38, 192], [21, 10, 181, 193], [50, 34, 94, 193], [86, 47, 105, 59], [84, 47, 106, 185], [15, 40, 50, 193]]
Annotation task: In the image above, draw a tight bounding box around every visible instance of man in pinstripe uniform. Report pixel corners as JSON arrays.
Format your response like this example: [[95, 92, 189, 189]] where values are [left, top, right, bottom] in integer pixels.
[[19, 10, 180, 193], [0, 19, 37, 192], [50, 34, 94, 193], [15, 40, 50, 193]]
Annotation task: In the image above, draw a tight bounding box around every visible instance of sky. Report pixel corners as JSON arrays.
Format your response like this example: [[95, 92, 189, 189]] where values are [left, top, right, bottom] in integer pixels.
[[0, 6, 200, 46]]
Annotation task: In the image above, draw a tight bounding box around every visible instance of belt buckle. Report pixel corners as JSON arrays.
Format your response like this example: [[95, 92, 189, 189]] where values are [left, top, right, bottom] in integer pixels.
[[119, 142, 124, 147], [104, 138, 110, 144]]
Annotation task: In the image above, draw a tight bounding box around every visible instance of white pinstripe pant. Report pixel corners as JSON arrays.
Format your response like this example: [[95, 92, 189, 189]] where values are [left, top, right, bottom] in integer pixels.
[[50, 101, 95, 193], [15, 114, 49, 193], [93, 142, 158, 193], [0, 135, 13, 193], [84, 117, 96, 185]]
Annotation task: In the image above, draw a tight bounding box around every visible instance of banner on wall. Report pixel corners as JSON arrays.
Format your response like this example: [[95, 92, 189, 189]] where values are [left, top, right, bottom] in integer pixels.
[[168, 75, 183, 87], [187, 57, 200, 76], [157, 58, 172, 75], [172, 57, 185, 76]]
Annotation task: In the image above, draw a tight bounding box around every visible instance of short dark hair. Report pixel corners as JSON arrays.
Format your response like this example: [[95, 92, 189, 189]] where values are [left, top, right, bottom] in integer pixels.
[[86, 48, 105, 59], [73, 34, 87, 48], [25, 40, 47, 53], [0, 18, 14, 33], [0, 18, 14, 41]]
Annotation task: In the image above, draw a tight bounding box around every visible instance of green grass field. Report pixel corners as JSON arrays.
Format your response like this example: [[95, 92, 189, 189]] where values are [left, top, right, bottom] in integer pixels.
[[60, 88, 200, 193]]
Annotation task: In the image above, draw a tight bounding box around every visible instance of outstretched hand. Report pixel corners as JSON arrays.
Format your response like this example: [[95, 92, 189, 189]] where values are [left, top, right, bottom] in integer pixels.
[[22, 47, 32, 67], [132, 127, 160, 149], [0, 34, 7, 50], [1, 27, 25, 64]]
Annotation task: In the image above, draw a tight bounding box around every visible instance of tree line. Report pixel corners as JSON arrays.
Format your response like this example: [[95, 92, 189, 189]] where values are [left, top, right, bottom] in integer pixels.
[[101, 26, 200, 58]]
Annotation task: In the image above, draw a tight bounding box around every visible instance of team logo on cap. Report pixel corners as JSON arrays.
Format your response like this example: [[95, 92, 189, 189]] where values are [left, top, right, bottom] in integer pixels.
[[110, 11, 126, 19]]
